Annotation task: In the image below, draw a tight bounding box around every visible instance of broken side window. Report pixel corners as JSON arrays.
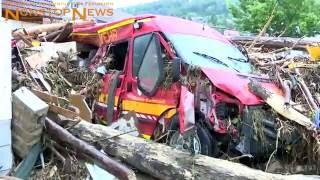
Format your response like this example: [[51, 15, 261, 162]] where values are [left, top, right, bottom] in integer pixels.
[[105, 41, 129, 71], [133, 34, 153, 76]]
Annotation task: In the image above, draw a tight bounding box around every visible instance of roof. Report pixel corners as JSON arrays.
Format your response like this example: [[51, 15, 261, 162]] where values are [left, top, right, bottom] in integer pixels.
[[2, 0, 60, 20], [72, 14, 230, 46], [3, 0, 55, 11], [150, 15, 229, 43]]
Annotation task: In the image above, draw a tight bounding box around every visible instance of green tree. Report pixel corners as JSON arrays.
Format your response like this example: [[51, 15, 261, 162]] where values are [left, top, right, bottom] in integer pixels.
[[124, 0, 235, 29], [229, 0, 320, 37]]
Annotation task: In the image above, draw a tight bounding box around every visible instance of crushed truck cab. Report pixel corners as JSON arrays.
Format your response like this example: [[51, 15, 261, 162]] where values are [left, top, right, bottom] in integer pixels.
[[73, 15, 283, 159]]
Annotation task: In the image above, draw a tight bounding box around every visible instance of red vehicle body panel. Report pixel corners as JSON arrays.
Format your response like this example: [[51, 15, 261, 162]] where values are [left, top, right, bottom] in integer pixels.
[[202, 68, 283, 105], [72, 14, 283, 138], [72, 14, 230, 47]]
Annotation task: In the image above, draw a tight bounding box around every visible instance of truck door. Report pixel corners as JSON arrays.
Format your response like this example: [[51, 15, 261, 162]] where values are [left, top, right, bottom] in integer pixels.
[[96, 40, 129, 125], [121, 33, 180, 139]]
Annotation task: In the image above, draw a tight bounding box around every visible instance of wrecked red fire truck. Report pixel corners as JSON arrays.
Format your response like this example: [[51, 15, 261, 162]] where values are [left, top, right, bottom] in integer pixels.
[[72, 15, 284, 159]]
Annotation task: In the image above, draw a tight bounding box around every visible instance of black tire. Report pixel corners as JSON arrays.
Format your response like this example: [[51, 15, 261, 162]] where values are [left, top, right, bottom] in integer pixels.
[[241, 107, 278, 160], [196, 124, 219, 157], [168, 115, 219, 157]]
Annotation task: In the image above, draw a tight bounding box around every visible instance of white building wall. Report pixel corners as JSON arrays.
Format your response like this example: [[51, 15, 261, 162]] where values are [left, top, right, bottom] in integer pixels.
[[0, 17, 13, 175], [6, 19, 40, 30]]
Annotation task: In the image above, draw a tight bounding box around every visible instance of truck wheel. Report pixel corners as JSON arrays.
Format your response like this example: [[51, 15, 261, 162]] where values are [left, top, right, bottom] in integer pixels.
[[168, 123, 219, 157], [241, 107, 278, 159]]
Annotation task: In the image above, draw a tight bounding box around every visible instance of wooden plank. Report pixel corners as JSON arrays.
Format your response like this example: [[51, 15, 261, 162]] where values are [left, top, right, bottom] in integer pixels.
[[45, 118, 136, 180], [69, 94, 92, 122], [248, 80, 315, 129], [49, 105, 79, 120], [32, 89, 69, 105]]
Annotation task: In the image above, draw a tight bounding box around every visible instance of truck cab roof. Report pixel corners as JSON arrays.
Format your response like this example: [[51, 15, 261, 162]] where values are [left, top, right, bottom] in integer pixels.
[[72, 14, 230, 47]]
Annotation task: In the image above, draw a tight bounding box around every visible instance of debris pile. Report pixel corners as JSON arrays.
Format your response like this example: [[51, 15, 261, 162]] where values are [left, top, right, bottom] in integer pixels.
[[4, 20, 320, 180], [233, 36, 320, 120], [9, 22, 134, 179], [232, 36, 320, 173]]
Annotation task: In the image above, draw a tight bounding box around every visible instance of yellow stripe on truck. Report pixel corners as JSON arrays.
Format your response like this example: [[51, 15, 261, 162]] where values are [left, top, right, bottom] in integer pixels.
[[97, 19, 135, 34], [98, 94, 176, 119], [72, 19, 134, 36], [72, 32, 98, 36], [122, 100, 175, 117], [73, 18, 152, 37], [98, 93, 119, 105], [142, 134, 151, 139]]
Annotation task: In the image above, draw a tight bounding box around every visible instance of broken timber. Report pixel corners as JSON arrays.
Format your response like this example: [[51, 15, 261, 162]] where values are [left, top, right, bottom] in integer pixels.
[[13, 23, 67, 39], [248, 80, 315, 129], [67, 120, 318, 180], [45, 118, 136, 180], [231, 36, 320, 49]]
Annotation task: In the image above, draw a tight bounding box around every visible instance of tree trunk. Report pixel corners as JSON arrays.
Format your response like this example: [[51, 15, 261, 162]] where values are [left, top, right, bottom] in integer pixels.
[[13, 23, 67, 39], [45, 118, 136, 180], [231, 36, 320, 49], [68, 120, 318, 180]]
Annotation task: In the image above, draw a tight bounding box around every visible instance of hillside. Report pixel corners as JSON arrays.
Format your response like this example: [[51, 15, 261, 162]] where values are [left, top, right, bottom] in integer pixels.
[[123, 0, 234, 29]]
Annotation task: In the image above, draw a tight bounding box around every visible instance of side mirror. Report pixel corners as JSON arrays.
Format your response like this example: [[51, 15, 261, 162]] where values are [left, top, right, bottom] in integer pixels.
[[171, 57, 181, 82]]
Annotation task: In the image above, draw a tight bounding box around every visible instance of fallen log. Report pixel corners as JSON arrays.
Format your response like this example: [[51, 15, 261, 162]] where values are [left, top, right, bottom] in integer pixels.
[[13, 23, 67, 39], [44, 118, 136, 180], [67, 120, 318, 180], [231, 36, 320, 49], [39, 30, 63, 42], [52, 23, 73, 42], [248, 80, 315, 129]]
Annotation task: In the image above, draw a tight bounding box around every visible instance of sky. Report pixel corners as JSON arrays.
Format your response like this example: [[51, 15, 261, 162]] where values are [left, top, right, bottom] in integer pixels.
[[111, 0, 158, 8], [52, 0, 158, 8]]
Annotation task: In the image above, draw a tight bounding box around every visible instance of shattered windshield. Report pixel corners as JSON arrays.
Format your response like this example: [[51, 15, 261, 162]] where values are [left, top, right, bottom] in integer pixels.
[[167, 34, 253, 73]]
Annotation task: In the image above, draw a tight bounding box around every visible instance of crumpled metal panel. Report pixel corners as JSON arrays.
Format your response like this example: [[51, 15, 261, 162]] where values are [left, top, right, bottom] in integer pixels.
[[202, 68, 283, 105]]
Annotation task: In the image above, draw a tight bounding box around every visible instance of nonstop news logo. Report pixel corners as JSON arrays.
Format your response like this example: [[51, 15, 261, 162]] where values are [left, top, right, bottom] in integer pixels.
[[3, 1, 114, 21]]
